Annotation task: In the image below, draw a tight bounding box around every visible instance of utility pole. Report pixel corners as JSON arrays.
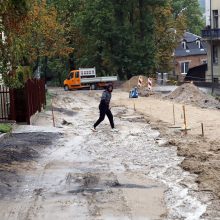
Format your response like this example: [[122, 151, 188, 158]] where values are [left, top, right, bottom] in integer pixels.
[[210, 0, 214, 94]]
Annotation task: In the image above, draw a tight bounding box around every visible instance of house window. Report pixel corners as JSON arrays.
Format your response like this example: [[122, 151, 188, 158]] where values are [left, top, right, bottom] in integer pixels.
[[181, 62, 189, 74], [182, 41, 186, 49], [213, 45, 218, 64], [213, 10, 219, 28], [196, 40, 201, 48]]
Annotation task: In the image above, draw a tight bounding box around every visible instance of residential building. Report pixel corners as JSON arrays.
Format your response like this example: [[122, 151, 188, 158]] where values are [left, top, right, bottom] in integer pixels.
[[202, 0, 220, 83], [174, 32, 207, 81]]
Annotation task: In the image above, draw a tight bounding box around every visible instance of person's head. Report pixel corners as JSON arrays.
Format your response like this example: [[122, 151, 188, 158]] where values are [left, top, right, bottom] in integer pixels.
[[106, 84, 113, 93]]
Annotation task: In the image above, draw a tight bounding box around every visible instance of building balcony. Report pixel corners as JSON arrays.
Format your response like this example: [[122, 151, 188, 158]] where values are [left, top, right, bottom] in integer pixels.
[[202, 29, 220, 40]]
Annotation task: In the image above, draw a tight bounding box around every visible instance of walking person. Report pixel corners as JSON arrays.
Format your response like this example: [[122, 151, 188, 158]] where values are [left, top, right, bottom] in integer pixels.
[[92, 84, 118, 132]]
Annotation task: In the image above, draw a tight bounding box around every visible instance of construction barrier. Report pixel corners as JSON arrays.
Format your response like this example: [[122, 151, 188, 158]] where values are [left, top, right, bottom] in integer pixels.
[[148, 78, 152, 90], [138, 76, 143, 87]]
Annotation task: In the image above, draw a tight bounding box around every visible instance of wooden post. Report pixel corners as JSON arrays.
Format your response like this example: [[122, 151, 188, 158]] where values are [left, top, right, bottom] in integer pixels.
[[173, 104, 176, 125], [183, 105, 187, 134], [134, 102, 136, 111], [51, 99, 55, 127], [201, 123, 204, 137]]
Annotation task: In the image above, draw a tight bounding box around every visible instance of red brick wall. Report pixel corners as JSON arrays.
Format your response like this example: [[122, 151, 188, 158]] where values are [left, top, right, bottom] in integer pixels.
[[175, 55, 207, 81]]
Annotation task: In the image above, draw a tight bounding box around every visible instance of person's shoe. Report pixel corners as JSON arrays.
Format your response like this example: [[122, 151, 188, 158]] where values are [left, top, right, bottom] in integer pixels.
[[91, 127, 97, 132], [111, 128, 119, 132]]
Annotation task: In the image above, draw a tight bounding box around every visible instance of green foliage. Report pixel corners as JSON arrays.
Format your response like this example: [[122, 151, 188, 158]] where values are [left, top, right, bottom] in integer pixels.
[[2, 66, 31, 89], [171, 0, 204, 35], [0, 124, 12, 133], [1, 0, 204, 83], [3, 73, 24, 89], [71, 0, 168, 79], [47, 58, 69, 86], [1, 0, 72, 87]]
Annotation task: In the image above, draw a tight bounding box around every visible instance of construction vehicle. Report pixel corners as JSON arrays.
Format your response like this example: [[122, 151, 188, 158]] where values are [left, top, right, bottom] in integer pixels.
[[63, 68, 117, 91]]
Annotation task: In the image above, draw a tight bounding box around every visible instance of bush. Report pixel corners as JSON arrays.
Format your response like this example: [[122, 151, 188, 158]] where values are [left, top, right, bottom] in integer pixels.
[[0, 124, 12, 133], [3, 66, 32, 89]]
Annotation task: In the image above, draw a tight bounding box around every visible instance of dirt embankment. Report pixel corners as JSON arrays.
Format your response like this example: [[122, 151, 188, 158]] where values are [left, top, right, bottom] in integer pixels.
[[113, 89, 220, 219], [150, 120, 220, 218], [164, 83, 220, 109]]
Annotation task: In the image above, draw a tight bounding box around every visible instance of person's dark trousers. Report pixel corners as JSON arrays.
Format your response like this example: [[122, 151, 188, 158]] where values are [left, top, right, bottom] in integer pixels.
[[94, 103, 114, 129]]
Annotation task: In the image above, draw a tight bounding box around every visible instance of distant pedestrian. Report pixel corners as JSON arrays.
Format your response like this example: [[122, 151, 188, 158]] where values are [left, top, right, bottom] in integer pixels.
[[92, 84, 118, 132]]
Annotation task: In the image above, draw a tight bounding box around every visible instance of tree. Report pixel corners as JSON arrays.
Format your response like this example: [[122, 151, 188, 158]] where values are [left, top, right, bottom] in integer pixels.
[[1, 0, 199, 84], [0, 0, 73, 87], [0, 0, 31, 87], [71, 0, 168, 79], [154, 2, 186, 72], [171, 0, 204, 35], [47, 0, 83, 71]]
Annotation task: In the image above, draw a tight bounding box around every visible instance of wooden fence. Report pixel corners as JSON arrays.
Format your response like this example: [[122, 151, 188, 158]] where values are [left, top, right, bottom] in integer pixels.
[[25, 79, 46, 124], [0, 79, 46, 124]]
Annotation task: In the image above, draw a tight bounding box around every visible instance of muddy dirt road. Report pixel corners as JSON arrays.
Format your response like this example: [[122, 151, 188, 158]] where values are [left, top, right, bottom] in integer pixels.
[[0, 89, 208, 219]]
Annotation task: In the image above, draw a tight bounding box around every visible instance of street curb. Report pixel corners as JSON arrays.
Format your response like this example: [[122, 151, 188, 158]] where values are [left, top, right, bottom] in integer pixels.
[[0, 123, 17, 141], [0, 132, 11, 141]]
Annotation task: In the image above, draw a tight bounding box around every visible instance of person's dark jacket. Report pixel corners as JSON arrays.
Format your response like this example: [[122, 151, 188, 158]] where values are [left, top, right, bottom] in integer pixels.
[[100, 90, 111, 108]]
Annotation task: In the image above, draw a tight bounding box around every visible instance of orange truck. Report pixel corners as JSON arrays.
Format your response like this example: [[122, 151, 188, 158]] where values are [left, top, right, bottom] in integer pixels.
[[63, 68, 118, 91]]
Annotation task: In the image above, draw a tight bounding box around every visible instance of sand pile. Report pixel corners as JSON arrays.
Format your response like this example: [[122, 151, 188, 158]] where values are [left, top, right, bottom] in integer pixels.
[[164, 83, 220, 109], [122, 76, 148, 92]]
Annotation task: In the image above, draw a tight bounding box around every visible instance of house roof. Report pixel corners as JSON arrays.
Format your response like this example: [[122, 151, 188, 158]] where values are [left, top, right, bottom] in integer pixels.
[[182, 32, 201, 42], [175, 32, 207, 57]]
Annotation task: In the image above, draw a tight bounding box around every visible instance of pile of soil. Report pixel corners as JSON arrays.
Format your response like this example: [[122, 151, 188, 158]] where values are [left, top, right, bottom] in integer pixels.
[[164, 83, 220, 109], [122, 76, 148, 92]]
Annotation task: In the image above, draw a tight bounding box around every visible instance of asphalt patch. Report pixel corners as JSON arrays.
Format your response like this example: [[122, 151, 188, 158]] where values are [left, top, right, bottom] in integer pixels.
[[0, 132, 61, 199], [0, 132, 60, 164]]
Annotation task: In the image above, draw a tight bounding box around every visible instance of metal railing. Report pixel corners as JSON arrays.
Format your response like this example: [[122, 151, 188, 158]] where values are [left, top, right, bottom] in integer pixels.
[[0, 85, 10, 121], [202, 29, 220, 39]]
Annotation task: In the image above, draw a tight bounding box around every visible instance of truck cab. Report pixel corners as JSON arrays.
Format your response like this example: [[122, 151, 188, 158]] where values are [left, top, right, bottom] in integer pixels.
[[64, 68, 117, 91], [64, 70, 81, 90]]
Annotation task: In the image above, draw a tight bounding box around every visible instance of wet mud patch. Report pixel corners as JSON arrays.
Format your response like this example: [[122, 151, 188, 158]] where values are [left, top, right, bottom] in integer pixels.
[[65, 172, 158, 195], [0, 146, 39, 164], [0, 170, 21, 198], [0, 132, 60, 164], [0, 132, 61, 199], [68, 188, 104, 194], [52, 107, 77, 116], [112, 183, 159, 189]]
